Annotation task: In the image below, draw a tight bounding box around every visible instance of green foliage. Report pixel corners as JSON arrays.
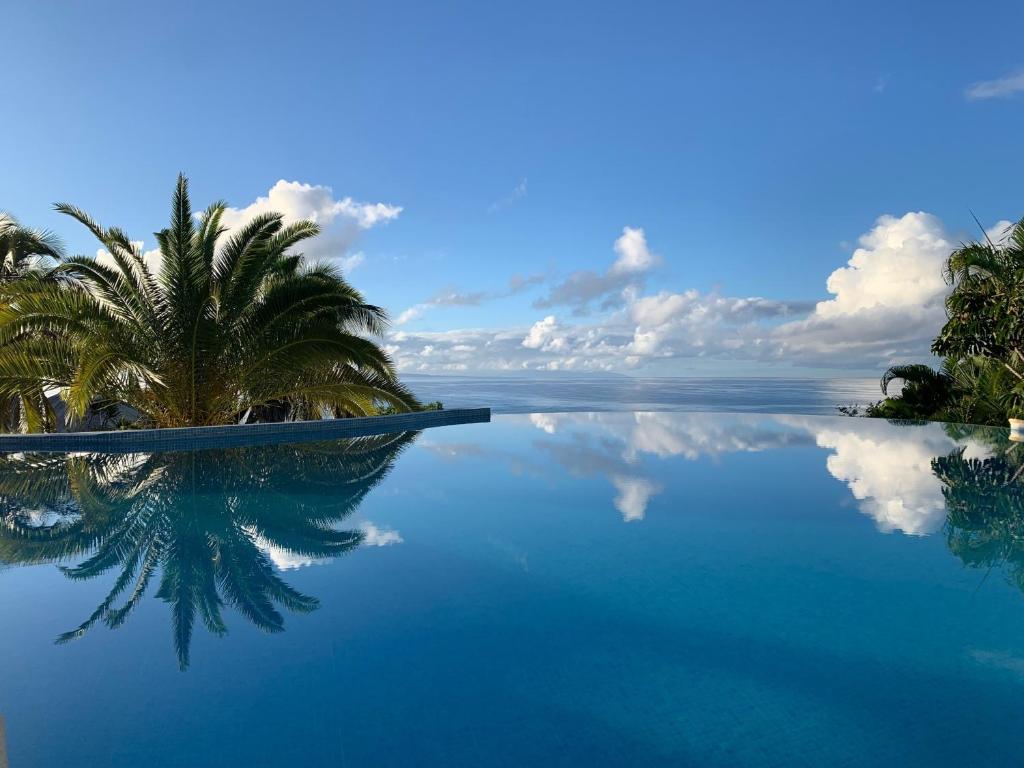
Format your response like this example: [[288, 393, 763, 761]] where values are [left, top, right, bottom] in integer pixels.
[[0, 212, 62, 281], [377, 400, 443, 416], [0, 213, 64, 431], [861, 218, 1024, 425], [0, 175, 418, 431]]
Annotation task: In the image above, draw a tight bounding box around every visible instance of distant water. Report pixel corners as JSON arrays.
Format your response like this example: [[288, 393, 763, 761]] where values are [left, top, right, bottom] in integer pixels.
[[403, 375, 881, 415]]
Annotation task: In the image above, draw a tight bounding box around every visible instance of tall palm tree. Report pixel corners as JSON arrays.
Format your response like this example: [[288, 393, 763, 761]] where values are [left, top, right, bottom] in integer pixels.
[[0, 174, 417, 430], [0, 213, 64, 430]]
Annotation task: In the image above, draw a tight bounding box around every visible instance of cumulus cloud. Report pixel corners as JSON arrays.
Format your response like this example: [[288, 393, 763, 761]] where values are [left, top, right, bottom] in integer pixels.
[[769, 212, 954, 366], [385, 211, 1006, 374], [986, 219, 1015, 245], [965, 70, 1024, 100], [95, 181, 395, 277], [611, 226, 659, 275], [220, 180, 401, 263], [522, 315, 564, 351]]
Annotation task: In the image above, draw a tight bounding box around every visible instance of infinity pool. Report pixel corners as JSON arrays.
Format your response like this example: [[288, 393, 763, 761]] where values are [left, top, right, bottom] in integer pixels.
[[2, 412, 1023, 766]]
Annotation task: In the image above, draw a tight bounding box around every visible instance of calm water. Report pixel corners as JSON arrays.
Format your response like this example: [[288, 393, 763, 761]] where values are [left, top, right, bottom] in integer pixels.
[[2, 412, 1024, 766], [404, 374, 881, 415]]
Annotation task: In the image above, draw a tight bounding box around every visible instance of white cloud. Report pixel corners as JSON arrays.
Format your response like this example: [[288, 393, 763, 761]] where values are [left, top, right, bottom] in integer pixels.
[[522, 315, 562, 350], [385, 212, 1008, 374], [769, 212, 954, 366], [95, 181, 394, 277], [221, 179, 401, 230], [610, 226, 659, 275], [985, 220, 1014, 245], [966, 70, 1024, 100], [220, 180, 401, 262], [813, 212, 951, 318]]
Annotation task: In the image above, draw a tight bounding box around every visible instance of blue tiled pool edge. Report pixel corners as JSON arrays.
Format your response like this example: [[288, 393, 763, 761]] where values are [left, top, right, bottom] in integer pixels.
[[0, 407, 491, 453]]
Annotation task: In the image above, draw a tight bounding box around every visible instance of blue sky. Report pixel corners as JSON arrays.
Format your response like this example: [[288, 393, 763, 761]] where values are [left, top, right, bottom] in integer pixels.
[[4, 0, 1024, 375]]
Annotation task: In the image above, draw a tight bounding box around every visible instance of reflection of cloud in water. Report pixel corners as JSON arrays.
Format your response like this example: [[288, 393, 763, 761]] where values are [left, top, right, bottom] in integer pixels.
[[780, 417, 992, 536], [625, 411, 813, 460], [252, 520, 403, 571], [816, 425, 950, 536], [359, 522, 404, 547], [520, 411, 1002, 534], [530, 412, 812, 522], [611, 476, 662, 522], [529, 413, 558, 434]]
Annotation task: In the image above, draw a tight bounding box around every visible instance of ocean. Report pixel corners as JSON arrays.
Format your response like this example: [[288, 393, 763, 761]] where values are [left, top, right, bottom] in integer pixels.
[[403, 374, 882, 415]]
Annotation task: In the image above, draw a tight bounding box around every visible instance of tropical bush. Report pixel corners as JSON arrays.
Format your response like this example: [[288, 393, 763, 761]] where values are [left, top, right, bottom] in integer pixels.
[[0, 175, 418, 431], [865, 218, 1024, 425]]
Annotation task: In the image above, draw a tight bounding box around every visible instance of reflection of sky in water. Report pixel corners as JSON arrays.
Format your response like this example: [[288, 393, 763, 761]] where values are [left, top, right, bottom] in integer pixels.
[[482, 412, 998, 533], [2, 413, 1024, 767]]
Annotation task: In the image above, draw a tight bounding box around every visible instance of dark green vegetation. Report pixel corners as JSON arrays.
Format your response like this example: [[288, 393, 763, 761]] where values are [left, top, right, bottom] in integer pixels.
[[0, 432, 415, 668], [0, 175, 420, 432], [866, 218, 1024, 425]]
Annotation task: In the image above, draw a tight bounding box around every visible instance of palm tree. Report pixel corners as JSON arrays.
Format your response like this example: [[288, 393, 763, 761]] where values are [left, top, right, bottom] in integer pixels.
[[877, 363, 955, 417], [0, 212, 62, 281], [0, 213, 63, 431], [0, 431, 417, 668], [0, 174, 417, 431], [933, 217, 1024, 376]]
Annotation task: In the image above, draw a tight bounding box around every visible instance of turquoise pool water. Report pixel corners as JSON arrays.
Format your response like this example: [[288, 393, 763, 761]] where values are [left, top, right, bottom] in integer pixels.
[[1, 412, 1024, 766]]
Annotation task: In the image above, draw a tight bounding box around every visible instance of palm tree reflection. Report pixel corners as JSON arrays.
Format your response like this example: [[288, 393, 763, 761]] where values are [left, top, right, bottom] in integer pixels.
[[0, 432, 415, 668], [933, 425, 1024, 594]]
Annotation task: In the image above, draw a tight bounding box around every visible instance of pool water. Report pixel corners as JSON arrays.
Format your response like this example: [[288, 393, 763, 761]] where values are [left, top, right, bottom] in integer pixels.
[[1, 412, 1023, 766]]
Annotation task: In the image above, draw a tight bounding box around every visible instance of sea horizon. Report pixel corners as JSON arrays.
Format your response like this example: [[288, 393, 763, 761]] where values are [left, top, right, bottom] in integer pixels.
[[403, 373, 881, 416]]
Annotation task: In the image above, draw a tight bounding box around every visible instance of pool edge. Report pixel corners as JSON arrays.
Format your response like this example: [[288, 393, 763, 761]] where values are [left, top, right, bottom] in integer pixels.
[[0, 408, 491, 453]]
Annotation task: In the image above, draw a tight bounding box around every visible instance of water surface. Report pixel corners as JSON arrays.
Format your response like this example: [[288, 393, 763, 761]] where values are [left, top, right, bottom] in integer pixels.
[[1, 412, 1022, 766]]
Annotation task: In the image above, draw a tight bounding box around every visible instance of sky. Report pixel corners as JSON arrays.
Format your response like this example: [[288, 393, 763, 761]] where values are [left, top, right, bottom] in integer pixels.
[[3, 0, 1023, 377]]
